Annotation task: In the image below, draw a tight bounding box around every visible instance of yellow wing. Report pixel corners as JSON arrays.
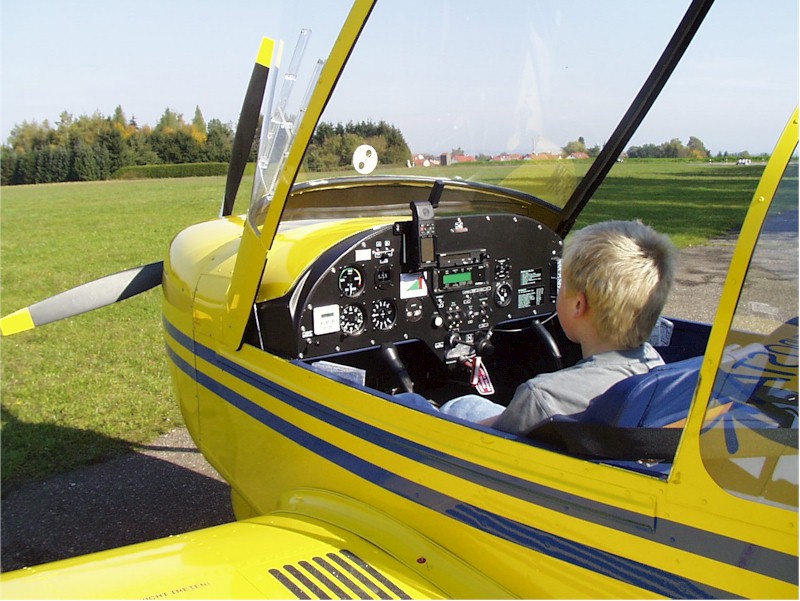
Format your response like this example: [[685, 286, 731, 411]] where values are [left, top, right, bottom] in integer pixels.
[[0, 509, 509, 600]]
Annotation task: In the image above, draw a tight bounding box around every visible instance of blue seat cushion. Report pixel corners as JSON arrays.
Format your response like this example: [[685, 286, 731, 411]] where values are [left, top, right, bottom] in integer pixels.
[[578, 355, 702, 428]]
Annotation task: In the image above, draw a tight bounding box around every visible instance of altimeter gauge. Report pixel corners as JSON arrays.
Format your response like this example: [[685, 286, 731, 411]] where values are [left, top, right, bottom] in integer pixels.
[[370, 299, 397, 330]]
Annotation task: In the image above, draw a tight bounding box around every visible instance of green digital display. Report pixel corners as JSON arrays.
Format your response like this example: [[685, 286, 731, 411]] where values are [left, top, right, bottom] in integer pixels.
[[443, 271, 472, 285]]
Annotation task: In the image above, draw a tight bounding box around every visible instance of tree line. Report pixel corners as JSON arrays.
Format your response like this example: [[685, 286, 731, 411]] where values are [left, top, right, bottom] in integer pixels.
[[626, 136, 710, 159], [306, 120, 411, 171], [3, 106, 759, 187], [562, 135, 712, 159], [1, 106, 233, 185], [1, 106, 411, 186]]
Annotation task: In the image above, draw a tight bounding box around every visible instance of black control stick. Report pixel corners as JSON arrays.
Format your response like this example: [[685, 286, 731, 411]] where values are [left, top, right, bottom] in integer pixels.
[[381, 343, 414, 393], [531, 320, 563, 370]]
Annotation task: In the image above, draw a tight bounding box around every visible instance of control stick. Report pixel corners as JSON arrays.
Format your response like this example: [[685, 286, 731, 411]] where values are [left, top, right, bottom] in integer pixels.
[[531, 320, 562, 370], [381, 343, 414, 393]]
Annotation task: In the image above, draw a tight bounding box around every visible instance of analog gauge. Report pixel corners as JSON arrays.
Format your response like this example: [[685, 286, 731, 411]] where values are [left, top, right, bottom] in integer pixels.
[[371, 299, 397, 330], [338, 265, 364, 297], [495, 282, 513, 307], [375, 264, 393, 289], [340, 304, 365, 336]]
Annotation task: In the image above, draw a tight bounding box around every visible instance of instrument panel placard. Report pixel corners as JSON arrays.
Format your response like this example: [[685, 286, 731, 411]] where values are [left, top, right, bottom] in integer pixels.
[[400, 273, 428, 299]]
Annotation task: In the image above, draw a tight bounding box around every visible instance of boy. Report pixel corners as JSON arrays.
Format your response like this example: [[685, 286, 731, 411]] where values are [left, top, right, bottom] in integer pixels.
[[440, 220, 676, 435]]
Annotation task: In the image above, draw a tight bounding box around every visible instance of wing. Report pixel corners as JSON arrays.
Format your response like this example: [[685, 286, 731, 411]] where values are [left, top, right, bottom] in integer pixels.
[[0, 508, 508, 599]]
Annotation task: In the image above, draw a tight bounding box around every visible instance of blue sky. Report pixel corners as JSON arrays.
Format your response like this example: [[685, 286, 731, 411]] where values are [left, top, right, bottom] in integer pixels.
[[2, 1, 797, 156], [1, 1, 346, 138]]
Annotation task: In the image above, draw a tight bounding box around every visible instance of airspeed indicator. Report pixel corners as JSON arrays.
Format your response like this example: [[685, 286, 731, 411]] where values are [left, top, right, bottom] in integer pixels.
[[338, 266, 364, 297]]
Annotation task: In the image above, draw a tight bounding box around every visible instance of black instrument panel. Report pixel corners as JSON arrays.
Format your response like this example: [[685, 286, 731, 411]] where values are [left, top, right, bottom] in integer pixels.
[[257, 213, 563, 363]]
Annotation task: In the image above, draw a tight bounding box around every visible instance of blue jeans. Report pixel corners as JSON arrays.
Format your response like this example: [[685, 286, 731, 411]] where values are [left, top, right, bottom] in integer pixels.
[[439, 394, 505, 422], [395, 392, 505, 423], [393, 392, 438, 413]]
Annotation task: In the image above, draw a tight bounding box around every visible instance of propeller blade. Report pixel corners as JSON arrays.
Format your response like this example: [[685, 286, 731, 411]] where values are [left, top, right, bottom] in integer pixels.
[[221, 37, 277, 217], [0, 261, 163, 336]]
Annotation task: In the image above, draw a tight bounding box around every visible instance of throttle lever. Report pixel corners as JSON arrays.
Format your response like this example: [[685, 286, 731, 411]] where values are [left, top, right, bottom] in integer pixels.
[[381, 343, 414, 393]]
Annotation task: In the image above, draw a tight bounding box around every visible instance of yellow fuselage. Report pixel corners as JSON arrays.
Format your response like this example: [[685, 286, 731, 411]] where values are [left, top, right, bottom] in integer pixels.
[[160, 211, 797, 599]]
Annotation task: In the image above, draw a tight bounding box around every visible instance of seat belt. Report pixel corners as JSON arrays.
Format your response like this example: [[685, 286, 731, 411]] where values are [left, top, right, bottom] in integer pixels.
[[529, 403, 797, 462], [530, 421, 683, 461]]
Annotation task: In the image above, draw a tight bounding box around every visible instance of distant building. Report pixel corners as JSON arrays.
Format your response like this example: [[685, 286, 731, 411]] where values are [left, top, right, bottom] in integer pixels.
[[490, 153, 524, 162], [436, 152, 476, 165], [411, 153, 438, 167]]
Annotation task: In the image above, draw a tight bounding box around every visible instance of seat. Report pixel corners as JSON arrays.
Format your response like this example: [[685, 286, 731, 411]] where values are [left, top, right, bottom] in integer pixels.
[[527, 356, 703, 461], [577, 355, 702, 428]]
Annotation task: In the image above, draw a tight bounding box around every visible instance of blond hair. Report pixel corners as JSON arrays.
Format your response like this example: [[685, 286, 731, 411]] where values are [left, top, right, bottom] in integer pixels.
[[562, 220, 676, 349]]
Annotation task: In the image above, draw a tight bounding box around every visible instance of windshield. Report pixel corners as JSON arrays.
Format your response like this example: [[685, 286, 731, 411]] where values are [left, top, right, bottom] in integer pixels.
[[305, 1, 691, 207], [248, 0, 798, 229]]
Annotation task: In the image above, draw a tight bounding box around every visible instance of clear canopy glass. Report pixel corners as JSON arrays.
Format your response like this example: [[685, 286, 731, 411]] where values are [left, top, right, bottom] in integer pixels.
[[247, 0, 797, 229]]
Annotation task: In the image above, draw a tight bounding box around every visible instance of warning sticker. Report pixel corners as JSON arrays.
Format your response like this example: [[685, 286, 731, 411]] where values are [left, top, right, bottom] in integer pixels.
[[517, 286, 545, 309], [520, 268, 543, 286]]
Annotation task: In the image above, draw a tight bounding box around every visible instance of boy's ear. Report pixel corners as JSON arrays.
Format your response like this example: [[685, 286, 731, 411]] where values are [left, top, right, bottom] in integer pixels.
[[574, 292, 589, 317]]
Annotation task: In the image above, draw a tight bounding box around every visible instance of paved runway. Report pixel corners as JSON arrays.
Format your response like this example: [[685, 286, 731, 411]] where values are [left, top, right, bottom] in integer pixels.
[[1, 428, 234, 572]]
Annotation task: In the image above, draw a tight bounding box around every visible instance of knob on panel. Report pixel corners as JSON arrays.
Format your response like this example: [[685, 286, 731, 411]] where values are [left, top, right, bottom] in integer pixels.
[[494, 282, 513, 307]]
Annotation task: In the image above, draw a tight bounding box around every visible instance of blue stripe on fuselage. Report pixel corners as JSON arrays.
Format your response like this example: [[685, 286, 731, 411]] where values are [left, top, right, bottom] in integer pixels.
[[163, 319, 794, 595]]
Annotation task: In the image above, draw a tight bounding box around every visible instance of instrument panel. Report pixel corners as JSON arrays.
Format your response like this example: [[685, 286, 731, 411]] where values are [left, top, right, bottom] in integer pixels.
[[257, 213, 563, 363]]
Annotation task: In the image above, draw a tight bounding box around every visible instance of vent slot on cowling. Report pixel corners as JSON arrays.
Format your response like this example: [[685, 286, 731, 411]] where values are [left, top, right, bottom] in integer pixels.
[[269, 549, 412, 600]]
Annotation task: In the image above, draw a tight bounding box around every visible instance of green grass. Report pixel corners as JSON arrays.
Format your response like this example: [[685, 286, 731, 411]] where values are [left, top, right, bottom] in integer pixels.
[[575, 161, 767, 246], [0, 177, 251, 490], [303, 159, 765, 246], [0, 161, 765, 489]]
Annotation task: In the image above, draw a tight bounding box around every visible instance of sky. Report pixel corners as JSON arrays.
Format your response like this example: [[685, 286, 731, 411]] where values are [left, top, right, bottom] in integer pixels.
[[2, 0, 798, 156]]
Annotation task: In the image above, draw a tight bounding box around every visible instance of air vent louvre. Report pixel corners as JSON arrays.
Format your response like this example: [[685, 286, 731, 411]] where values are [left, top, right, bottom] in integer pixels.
[[269, 549, 412, 600]]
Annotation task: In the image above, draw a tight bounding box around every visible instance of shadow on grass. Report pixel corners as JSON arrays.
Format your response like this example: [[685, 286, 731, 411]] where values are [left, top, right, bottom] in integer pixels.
[[1, 409, 136, 493], [1, 411, 235, 572]]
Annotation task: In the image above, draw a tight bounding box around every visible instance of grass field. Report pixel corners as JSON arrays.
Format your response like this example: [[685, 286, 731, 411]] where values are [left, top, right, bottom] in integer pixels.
[[0, 161, 766, 489]]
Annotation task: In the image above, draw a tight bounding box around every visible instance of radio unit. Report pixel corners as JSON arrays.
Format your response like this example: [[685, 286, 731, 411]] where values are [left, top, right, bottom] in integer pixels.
[[433, 263, 488, 292]]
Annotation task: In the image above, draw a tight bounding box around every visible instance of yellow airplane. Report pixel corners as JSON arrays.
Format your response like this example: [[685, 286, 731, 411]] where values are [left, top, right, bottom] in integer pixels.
[[1, 0, 797, 598]]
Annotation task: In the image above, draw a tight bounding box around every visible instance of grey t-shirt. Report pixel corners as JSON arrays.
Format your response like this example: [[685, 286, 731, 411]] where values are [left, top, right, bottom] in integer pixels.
[[492, 343, 664, 435]]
